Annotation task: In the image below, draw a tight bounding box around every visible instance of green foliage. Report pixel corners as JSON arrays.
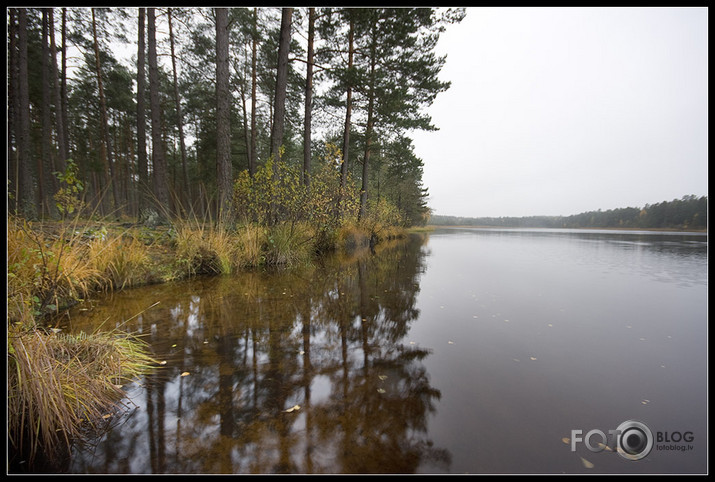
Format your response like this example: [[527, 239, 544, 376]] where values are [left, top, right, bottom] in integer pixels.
[[53, 159, 85, 218], [233, 146, 361, 229]]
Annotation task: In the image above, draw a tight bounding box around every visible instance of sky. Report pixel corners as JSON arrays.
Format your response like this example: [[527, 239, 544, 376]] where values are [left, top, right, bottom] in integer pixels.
[[411, 7, 708, 218]]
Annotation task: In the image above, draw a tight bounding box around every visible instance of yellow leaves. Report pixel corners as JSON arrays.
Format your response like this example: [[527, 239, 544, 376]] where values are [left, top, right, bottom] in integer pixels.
[[180, 371, 190, 377], [283, 405, 301, 413], [580, 456, 594, 469]]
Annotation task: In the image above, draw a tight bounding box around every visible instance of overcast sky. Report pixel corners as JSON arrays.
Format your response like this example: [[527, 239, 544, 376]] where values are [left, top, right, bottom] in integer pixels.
[[412, 7, 708, 218]]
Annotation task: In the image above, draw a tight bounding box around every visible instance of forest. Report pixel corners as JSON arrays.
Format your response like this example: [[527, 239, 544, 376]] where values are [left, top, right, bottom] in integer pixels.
[[7, 7, 466, 227], [7, 7, 466, 469], [431, 195, 708, 231]]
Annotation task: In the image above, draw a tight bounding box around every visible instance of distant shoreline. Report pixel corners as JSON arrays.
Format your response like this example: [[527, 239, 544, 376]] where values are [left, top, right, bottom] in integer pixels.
[[427, 225, 707, 234]]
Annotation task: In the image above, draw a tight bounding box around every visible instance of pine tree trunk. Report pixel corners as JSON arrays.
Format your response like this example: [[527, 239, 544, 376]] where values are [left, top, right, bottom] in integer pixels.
[[270, 7, 292, 162], [41, 10, 58, 218], [359, 28, 378, 222], [92, 8, 120, 215], [137, 8, 149, 213], [168, 8, 190, 212], [8, 9, 19, 213], [48, 8, 67, 172], [250, 8, 258, 177], [303, 7, 315, 189], [60, 9, 70, 156], [148, 7, 169, 216], [215, 7, 232, 222], [341, 15, 355, 192]]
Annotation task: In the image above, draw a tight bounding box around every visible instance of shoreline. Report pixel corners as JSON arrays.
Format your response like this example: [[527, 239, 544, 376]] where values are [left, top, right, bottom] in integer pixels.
[[427, 225, 707, 234]]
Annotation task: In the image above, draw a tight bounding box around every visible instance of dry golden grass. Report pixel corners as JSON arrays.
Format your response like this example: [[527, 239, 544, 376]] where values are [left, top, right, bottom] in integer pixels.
[[89, 234, 151, 290], [7, 217, 106, 324], [8, 325, 158, 466]]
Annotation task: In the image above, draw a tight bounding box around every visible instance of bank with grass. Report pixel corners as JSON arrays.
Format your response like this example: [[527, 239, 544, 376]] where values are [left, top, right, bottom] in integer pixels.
[[7, 211, 410, 469]]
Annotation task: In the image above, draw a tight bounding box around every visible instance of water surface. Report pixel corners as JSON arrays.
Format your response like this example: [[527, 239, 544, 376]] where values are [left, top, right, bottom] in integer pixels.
[[56, 228, 707, 474]]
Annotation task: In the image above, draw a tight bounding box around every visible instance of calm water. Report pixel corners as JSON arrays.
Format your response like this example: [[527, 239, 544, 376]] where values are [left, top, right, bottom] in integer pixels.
[[52, 228, 707, 474]]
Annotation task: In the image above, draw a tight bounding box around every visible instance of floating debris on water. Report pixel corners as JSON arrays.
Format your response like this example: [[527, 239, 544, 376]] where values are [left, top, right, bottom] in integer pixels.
[[181, 371, 190, 377], [283, 405, 301, 413], [580, 456, 594, 469]]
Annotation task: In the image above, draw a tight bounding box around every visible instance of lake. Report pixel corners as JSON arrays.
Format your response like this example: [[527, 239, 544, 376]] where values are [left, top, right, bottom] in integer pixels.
[[53, 227, 707, 474]]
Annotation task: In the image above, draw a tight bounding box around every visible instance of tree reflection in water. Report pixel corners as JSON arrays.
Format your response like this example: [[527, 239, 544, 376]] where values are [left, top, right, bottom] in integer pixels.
[[62, 234, 450, 474]]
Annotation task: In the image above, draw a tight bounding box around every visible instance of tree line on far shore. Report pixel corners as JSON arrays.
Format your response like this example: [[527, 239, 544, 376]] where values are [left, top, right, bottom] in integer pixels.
[[430, 195, 708, 231]]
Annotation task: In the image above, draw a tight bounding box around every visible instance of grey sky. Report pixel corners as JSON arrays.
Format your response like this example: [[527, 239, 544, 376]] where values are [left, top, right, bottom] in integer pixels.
[[412, 7, 708, 218]]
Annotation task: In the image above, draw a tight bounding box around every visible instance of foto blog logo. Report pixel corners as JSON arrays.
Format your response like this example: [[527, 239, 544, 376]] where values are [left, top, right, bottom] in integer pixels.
[[571, 420, 654, 461]]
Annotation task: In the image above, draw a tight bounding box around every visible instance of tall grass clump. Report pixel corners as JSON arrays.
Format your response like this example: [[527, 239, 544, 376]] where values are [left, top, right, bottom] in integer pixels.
[[7, 216, 106, 325], [8, 324, 158, 467], [88, 233, 151, 290], [235, 223, 267, 268], [264, 222, 315, 267], [172, 217, 240, 276]]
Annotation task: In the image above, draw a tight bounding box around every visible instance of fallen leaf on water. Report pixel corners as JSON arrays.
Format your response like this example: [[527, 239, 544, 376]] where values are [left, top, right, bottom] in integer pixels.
[[513, 358, 520, 362], [203, 340, 209, 344], [159, 360, 167, 365], [378, 375, 388, 381], [580, 457, 594, 469], [283, 405, 301, 413], [597, 442, 613, 452], [181, 371, 190, 377], [641, 399, 650, 405], [172, 344, 177, 348], [377, 388, 386, 394], [562, 437, 570, 445], [547, 324, 553, 327], [448, 341, 454, 345], [102, 413, 112, 420], [530, 356, 537, 361]]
